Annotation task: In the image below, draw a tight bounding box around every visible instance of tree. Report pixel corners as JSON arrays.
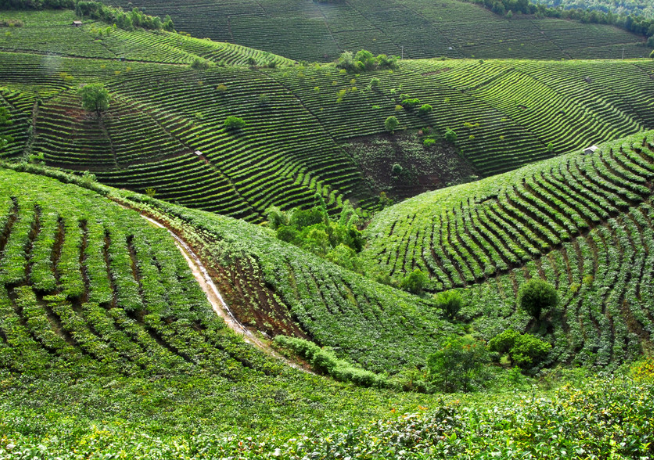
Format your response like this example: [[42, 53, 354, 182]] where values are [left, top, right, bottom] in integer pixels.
[[224, 116, 246, 130], [434, 289, 463, 320], [79, 83, 110, 115], [385, 116, 399, 134], [419, 104, 433, 115], [518, 278, 558, 319], [0, 106, 12, 150], [400, 269, 428, 294], [427, 337, 490, 393], [444, 128, 457, 143], [488, 329, 551, 369]]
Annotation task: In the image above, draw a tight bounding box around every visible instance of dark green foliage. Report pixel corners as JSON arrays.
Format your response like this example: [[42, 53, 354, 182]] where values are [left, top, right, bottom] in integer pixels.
[[400, 269, 428, 294], [434, 289, 463, 319], [290, 207, 325, 228], [391, 163, 403, 177], [489, 329, 552, 369], [0, 0, 73, 9], [0, 106, 11, 149], [518, 278, 558, 319], [337, 49, 398, 72], [75, 2, 169, 32], [79, 83, 110, 114], [444, 128, 457, 143], [385, 116, 399, 134], [651, 49, 654, 58], [427, 336, 491, 393], [224, 116, 246, 130]]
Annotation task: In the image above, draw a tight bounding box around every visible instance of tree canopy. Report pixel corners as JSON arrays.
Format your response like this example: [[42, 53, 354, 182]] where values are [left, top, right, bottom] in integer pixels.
[[79, 83, 110, 115]]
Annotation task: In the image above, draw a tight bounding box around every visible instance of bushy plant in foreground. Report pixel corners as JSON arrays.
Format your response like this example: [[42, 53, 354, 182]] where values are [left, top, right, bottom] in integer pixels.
[[224, 115, 246, 130], [433, 289, 463, 319]]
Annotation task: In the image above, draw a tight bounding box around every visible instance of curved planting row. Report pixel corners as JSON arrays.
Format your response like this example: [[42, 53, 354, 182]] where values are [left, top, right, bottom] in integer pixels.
[[118, 191, 454, 374], [0, 89, 33, 161], [363, 131, 654, 289], [98, 0, 651, 62], [0, 167, 277, 377]]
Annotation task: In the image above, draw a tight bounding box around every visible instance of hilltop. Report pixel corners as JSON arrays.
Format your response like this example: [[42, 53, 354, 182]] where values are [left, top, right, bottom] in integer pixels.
[[97, 0, 652, 61]]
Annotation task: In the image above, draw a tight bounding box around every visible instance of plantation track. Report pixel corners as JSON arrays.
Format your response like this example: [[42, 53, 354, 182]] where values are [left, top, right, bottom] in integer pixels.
[[126, 205, 310, 372]]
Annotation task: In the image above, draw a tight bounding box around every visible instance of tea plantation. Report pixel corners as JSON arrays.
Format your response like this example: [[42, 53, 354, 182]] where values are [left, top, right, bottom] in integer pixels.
[[97, 0, 652, 62], [1, 14, 654, 221], [1, 4, 654, 458]]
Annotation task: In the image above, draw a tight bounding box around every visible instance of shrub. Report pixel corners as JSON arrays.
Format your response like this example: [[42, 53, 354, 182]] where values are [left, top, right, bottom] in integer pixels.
[[518, 278, 558, 319], [190, 57, 210, 70], [369, 77, 380, 88], [419, 104, 433, 115], [224, 116, 246, 130], [423, 138, 436, 147], [434, 289, 463, 319], [391, 163, 403, 176], [401, 98, 421, 110], [400, 269, 428, 294], [427, 337, 491, 393], [337, 49, 398, 72], [444, 128, 457, 143], [258, 94, 270, 107], [385, 116, 399, 134], [488, 329, 551, 369]]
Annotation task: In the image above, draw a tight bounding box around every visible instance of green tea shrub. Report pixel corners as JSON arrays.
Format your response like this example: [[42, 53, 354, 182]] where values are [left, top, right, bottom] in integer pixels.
[[401, 98, 421, 111], [518, 278, 558, 319], [423, 138, 436, 147], [190, 57, 211, 70]]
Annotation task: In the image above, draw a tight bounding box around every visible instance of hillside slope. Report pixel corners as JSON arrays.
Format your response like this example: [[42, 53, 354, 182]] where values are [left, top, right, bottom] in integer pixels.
[[98, 0, 652, 61], [1, 18, 653, 220], [362, 130, 654, 367]]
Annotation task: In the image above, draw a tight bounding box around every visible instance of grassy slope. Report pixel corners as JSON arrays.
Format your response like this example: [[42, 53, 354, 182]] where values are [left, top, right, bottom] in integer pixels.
[[98, 0, 652, 62], [0, 164, 459, 437], [362, 130, 654, 368], [1, 15, 653, 221]]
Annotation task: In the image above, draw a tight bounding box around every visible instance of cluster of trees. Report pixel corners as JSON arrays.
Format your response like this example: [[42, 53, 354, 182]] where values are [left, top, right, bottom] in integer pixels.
[[472, 0, 654, 40], [0, 0, 73, 9], [0, 105, 12, 150], [75, 1, 174, 32], [266, 196, 365, 273], [427, 278, 557, 393], [337, 49, 399, 72], [538, 0, 654, 20]]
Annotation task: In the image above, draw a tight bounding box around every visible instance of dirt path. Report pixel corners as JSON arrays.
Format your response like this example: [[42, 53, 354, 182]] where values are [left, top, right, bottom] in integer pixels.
[[138, 214, 310, 373]]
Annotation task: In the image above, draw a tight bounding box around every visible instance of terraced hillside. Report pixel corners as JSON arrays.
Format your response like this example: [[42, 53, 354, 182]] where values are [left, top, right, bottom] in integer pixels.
[[0, 10, 294, 67], [98, 0, 652, 61], [0, 164, 454, 374], [1, 19, 654, 220], [0, 167, 279, 377], [363, 130, 654, 367]]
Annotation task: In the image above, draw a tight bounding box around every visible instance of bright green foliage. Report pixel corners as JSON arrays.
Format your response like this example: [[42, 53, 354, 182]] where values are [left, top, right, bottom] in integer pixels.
[[401, 97, 421, 111], [418, 103, 432, 115], [385, 116, 399, 134], [489, 329, 552, 369], [79, 83, 110, 114], [400, 268, 429, 294], [274, 336, 386, 387], [427, 336, 491, 393], [518, 278, 558, 319], [434, 289, 463, 319], [337, 49, 398, 72], [224, 115, 246, 130]]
